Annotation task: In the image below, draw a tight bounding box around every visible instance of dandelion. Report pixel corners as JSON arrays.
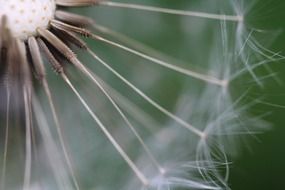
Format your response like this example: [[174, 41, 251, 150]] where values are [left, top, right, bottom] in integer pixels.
[[0, 0, 280, 190]]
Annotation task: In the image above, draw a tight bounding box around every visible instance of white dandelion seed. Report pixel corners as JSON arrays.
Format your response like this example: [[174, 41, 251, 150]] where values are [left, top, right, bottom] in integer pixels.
[[0, 0, 281, 190]]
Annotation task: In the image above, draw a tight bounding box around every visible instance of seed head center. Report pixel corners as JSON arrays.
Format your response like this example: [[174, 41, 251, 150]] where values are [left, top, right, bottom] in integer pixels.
[[0, 0, 56, 40]]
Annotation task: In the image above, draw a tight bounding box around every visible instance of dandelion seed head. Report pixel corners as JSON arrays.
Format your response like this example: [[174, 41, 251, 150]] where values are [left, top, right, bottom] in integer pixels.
[[0, 0, 56, 40], [0, 0, 280, 189]]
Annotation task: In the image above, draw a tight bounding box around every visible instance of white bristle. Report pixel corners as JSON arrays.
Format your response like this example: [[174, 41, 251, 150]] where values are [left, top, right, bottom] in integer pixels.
[[0, 0, 56, 40]]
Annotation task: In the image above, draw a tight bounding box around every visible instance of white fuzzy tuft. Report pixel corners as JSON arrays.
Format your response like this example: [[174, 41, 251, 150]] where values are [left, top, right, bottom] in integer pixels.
[[0, 0, 55, 40]]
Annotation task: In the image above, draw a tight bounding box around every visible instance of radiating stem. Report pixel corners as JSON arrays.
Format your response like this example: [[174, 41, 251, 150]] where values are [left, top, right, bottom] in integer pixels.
[[90, 33, 228, 87], [42, 80, 81, 190], [99, 1, 243, 22], [1, 86, 10, 190], [86, 48, 204, 138], [23, 87, 32, 190], [61, 73, 149, 186], [71, 59, 164, 174]]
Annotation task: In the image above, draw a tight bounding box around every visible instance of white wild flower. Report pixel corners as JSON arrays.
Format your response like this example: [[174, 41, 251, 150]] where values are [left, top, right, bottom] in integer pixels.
[[0, 0, 281, 190]]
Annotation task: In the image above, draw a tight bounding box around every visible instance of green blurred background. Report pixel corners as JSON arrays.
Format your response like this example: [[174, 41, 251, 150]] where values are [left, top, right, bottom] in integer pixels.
[[231, 0, 285, 189]]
